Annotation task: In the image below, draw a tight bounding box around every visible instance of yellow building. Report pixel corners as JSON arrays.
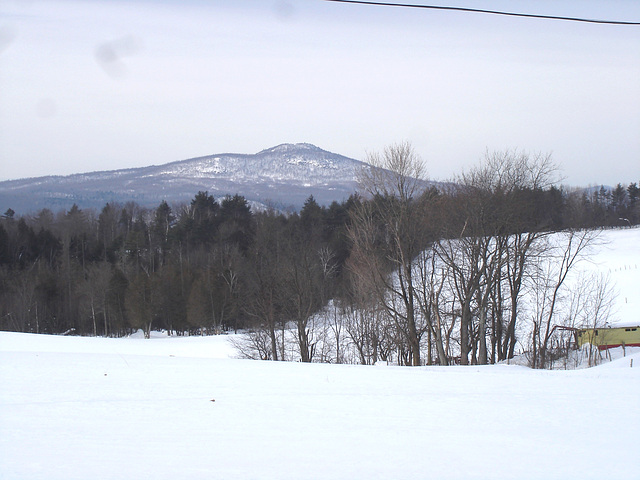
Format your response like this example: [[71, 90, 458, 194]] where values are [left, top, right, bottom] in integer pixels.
[[577, 325, 640, 350]]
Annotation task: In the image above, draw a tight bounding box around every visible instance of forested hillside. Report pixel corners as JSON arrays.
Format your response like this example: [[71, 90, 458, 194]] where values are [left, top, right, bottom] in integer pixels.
[[1, 148, 638, 368]]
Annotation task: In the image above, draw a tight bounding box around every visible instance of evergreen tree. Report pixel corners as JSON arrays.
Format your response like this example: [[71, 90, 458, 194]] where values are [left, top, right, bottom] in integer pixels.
[[218, 194, 254, 252]]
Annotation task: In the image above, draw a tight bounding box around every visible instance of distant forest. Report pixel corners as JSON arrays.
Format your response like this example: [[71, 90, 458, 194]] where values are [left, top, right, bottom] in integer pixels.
[[0, 147, 638, 367]]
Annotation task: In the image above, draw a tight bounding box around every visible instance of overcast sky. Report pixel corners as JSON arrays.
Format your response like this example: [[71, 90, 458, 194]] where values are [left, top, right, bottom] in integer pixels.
[[1, 0, 638, 186]]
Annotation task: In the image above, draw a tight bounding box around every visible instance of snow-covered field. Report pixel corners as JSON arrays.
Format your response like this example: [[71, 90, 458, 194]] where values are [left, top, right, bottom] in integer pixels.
[[0, 331, 638, 480], [1, 227, 639, 479]]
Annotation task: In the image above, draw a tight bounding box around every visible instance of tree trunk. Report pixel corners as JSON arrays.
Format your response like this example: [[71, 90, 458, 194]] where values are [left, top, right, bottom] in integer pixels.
[[460, 302, 471, 365], [478, 305, 488, 365]]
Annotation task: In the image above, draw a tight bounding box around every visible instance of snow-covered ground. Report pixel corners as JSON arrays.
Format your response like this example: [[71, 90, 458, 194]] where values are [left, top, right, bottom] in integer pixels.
[[583, 227, 640, 327], [1, 227, 639, 479], [0, 330, 638, 480]]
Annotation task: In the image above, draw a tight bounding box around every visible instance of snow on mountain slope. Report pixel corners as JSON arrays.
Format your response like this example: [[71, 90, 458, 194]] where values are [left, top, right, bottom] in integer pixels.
[[155, 143, 361, 185], [0, 144, 366, 214]]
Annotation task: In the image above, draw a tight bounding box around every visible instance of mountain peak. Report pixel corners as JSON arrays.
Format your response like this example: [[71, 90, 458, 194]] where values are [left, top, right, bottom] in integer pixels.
[[257, 143, 322, 155], [0, 143, 364, 214]]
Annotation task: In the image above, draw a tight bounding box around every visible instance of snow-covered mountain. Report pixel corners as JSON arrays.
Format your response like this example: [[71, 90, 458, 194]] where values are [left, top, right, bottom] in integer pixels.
[[0, 143, 366, 214]]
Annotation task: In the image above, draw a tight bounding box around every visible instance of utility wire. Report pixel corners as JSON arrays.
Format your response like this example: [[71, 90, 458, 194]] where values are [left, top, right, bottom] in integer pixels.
[[324, 0, 640, 26]]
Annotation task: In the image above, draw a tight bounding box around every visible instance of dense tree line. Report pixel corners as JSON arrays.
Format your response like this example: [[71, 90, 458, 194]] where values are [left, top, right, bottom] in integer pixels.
[[0, 193, 353, 340], [0, 149, 637, 368]]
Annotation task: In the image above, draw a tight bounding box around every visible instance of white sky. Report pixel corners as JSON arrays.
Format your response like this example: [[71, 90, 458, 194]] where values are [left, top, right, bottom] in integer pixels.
[[1, 0, 639, 186]]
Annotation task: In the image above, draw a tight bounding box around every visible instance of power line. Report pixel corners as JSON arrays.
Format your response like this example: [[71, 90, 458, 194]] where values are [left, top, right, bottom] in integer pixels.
[[324, 0, 640, 26]]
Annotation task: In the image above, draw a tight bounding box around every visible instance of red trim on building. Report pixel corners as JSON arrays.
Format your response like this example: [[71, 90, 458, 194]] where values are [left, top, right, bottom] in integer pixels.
[[597, 343, 640, 351]]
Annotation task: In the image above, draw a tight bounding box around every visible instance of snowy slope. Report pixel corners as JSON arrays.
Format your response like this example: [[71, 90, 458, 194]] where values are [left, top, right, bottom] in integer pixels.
[[584, 227, 640, 327], [1, 331, 639, 480], [0, 143, 366, 214]]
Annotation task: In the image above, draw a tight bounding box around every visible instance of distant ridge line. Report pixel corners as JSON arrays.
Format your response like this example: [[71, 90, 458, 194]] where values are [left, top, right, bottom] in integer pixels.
[[0, 143, 366, 214]]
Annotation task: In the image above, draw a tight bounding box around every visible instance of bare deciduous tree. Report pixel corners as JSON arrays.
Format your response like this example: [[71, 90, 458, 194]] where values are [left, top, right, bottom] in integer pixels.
[[349, 141, 431, 365], [529, 229, 602, 368], [436, 149, 561, 365]]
